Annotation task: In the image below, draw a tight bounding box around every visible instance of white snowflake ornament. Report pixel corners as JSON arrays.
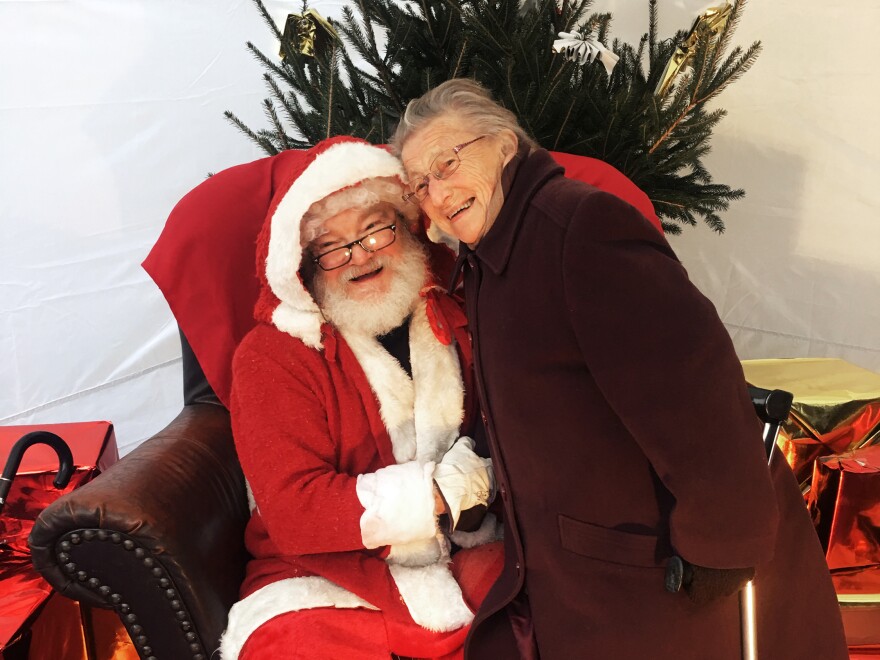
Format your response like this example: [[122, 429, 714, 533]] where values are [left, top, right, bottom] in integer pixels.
[[552, 31, 619, 75]]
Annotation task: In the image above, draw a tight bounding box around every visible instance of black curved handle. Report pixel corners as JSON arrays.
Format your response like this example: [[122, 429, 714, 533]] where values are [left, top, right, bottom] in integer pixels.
[[747, 386, 794, 426], [0, 431, 75, 511]]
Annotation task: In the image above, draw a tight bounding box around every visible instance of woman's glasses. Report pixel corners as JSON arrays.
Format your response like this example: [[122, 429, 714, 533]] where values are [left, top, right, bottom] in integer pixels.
[[402, 135, 486, 203]]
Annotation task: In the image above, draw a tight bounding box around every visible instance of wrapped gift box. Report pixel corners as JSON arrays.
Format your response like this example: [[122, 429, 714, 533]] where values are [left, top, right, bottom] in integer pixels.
[[0, 421, 135, 659], [742, 359, 880, 654], [742, 358, 880, 492], [808, 442, 880, 646], [806, 425, 880, 649], [809, 445, 880, 592]]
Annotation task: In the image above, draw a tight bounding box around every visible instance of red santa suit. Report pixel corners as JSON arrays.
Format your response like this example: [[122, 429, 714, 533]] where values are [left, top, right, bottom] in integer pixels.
[[220, 137, 500, 659]]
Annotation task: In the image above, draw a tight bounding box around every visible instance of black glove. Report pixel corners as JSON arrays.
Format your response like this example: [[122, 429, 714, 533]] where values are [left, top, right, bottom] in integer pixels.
[[683, 563, 756, 606]]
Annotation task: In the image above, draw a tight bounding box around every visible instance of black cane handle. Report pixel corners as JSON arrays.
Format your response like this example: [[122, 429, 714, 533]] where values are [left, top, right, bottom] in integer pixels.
[[747, 386, 793, 426], [0, 431, 75, 510]]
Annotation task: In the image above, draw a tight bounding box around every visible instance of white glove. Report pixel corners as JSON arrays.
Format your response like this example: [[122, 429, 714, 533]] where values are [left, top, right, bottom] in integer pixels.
[[432, 437, 495, 529]]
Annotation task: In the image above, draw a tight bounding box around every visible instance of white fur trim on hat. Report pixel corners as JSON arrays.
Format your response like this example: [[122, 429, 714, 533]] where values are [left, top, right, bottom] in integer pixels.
[[264, 141, 408, 347]]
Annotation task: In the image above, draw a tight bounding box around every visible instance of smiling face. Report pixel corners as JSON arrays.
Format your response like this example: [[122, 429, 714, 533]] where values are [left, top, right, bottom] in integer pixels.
[[400, 114, 518, 247], [307, 199, 429, 337], [309, 202, 403, 302]]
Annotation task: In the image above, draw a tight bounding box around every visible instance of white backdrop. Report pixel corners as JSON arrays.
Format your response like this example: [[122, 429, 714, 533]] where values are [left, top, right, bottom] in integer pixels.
[[2, 1, 878, 454]]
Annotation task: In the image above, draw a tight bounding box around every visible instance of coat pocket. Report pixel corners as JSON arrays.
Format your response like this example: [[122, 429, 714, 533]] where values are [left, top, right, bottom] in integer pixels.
[[558, 514, 665, 568]]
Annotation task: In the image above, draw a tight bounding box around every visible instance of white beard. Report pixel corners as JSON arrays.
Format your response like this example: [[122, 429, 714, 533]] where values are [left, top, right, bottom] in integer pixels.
[[312, 234, 428, 337]]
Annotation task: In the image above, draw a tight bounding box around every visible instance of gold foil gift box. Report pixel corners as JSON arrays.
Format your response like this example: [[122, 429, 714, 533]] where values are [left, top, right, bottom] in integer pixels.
[[741, 358, 880, 493]]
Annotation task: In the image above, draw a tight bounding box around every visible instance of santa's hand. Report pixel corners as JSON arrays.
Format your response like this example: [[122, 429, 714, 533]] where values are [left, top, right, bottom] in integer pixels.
[[432, 437, 494, 529]]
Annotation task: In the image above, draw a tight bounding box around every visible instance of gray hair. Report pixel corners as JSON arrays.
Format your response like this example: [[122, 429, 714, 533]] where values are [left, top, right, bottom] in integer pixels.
[[391, 78, 538, 154], [300, 176, 419, 247]]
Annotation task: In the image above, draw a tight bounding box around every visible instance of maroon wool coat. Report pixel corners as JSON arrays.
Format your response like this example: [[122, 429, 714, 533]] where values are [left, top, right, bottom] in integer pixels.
[[459, 148, 847, 659]]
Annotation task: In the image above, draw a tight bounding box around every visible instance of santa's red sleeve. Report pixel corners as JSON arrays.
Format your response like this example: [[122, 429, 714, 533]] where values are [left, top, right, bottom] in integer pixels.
[[231, 329, 439, 555]]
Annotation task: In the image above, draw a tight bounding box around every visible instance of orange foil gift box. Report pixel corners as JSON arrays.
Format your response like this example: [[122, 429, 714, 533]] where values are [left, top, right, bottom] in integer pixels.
[[741, 358, 880, 492], [0, 421, 136, 659]]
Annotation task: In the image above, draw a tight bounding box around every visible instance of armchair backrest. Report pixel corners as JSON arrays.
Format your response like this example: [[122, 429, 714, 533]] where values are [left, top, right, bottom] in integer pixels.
[[142, 148, 660, 409]]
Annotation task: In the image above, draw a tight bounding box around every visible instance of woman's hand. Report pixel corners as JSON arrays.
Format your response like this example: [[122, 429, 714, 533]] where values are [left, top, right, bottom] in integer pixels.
[[432, 437, 494, 529]]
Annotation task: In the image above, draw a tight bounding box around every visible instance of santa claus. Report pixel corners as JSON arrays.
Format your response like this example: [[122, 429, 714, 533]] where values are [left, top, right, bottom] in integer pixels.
[[220, 136, 502, 659]]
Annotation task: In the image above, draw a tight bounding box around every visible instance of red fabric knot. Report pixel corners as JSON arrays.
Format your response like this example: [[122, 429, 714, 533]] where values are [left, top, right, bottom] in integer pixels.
[[322, 323, 338, 361], [421, 287, 467, 346]]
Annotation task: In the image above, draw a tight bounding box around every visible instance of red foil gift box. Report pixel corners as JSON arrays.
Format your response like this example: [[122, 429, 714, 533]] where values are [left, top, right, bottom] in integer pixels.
[[0, 421, 136, 659], [809, 444, 880, 649], [742, 358, 880, 492]]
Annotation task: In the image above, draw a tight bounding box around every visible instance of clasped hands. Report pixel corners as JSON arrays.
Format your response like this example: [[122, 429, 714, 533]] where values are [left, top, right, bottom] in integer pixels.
[[432, 437, 495, 530]]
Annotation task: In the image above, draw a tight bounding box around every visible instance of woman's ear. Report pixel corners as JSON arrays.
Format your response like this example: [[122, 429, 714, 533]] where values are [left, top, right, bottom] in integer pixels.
[[498, 129, 519, 167]]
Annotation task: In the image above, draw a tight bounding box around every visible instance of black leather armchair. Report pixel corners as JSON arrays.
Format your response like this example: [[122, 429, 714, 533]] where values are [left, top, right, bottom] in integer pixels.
[[29, 336, 249, 660]]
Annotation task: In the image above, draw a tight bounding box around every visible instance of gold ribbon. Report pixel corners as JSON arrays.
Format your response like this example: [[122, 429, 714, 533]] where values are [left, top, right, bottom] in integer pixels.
[[655, 2, 733, 97], [280, 8, 339, 59]]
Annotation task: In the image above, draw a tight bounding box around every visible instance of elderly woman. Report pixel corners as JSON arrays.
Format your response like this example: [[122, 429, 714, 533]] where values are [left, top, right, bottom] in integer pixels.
[[393, 79, 847, 660]]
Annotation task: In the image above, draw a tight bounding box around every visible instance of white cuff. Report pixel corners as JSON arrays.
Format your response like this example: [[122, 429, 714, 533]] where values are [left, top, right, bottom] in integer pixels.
[[356, 461, 437, 548]]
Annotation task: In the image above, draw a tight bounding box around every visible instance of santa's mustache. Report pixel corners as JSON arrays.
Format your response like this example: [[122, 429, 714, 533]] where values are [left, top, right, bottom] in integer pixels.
[[339, 254, 390, 283]]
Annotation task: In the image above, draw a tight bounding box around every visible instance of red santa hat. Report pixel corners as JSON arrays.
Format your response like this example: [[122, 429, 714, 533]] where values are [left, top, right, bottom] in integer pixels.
[[254, 136, 419, 349]]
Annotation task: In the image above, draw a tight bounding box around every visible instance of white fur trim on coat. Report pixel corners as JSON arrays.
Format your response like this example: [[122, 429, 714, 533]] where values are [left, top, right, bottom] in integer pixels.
[[388, 562, 474, 632], [356, 461, 437, 548], [344, 330, 418, 463], [264, 142, 407, 348], [386, 533, 447, 567], [450, 512, 504, 549], [219, 562, 473, 659], [341, 298, 464, 465], [219, 576, 376, 659], [409, 301, 465, 464]]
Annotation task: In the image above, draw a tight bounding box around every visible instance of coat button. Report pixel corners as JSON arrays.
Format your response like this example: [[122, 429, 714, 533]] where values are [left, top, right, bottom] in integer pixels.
[[665, 556, 685, 593]]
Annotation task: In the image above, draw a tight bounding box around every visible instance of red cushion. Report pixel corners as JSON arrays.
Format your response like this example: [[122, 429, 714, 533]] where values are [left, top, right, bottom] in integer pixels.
[[549, 151, 661, 233]]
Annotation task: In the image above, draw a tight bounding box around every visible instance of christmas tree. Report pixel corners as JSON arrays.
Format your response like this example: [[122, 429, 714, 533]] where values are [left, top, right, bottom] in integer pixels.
[[226, 0, 760, 233]]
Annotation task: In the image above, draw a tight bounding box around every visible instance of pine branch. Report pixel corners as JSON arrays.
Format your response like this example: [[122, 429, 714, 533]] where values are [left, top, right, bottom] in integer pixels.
[[263, 99, 292, 150], [324, 42, 337, 139], [341, 2, 404, 111], [252, 0, 283, 41], [246, 41, 297, 89], [224, 110, 279, 155], [226, 0, 761, 233], [713, 0, 748, 71], [702, 41, 761, 104]]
